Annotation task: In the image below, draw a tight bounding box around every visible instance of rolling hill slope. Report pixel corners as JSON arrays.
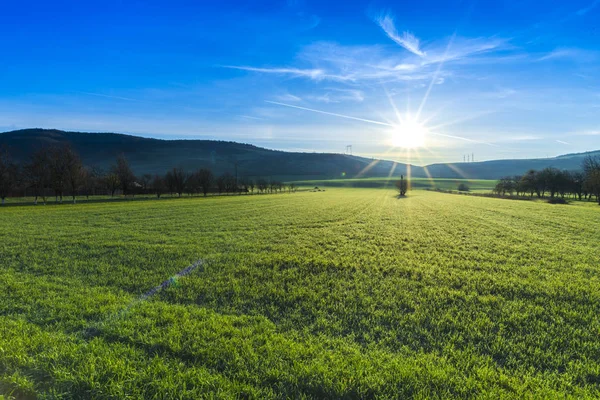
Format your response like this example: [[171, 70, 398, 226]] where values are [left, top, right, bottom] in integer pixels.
[[0, 128, 597, 180], [0, 129, 421, 180]]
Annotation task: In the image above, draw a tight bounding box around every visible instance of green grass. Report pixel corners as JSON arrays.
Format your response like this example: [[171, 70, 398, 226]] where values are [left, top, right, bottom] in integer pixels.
[[291, 177, 496, 192], [1, 189, 599, 398]]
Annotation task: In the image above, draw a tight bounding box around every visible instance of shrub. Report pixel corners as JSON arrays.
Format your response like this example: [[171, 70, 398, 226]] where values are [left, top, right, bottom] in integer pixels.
[[547, 197, 568, 204], [457, 183, 470, 192]]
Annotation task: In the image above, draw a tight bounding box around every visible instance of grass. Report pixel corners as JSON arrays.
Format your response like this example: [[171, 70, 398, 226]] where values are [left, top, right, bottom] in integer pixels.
[[291, 177, 496, 192], [1, 188, 599, 398]]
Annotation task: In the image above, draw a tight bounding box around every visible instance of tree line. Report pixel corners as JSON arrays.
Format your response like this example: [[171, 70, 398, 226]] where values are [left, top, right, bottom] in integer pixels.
[[493, 156, 600, 204], [0, 144, 296, 205]]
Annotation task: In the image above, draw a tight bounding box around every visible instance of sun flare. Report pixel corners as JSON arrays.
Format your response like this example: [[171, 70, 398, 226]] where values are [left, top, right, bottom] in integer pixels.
[[390, 120, 427, 148]]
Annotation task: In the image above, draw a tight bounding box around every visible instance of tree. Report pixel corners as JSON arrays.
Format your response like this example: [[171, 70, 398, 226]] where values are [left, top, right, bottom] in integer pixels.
[[457, 183, 469, 192], [521, 170, 537, 197], [0, 149, 17, 206], [151, 174, 166, 198], [249, 179, 255, 194], [166, 168, 187, 197], [26, 148, 51, 205], [583, 155, 600, 176], [196, 169, 213, 196], [48, 145, 69, 203], [239, 177, 249, 194], [585, 170, 600, 205], [140, 174, 152, 193], [513, 175, 525, 196], [539, 168, 562, 199], [396, 175, 408, 196], [112, 154, 135, 196], [583, 156, 600, 204], [494, 177, 515, 196], [223, 173, 236, 193], [216, 174, 226, 194], [571, 171, 585, 200], [104, 173, 120, 197], [62, 146, 84, 203], [82, 166, 104, 198], [257, 178, 268, 193]]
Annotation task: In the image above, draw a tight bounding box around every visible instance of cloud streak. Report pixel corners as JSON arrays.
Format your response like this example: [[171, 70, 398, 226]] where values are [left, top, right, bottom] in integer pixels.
[[375, 13, 425, 57], [266, 101, 495, 145], [576, 0, 600, 15], [224, 66, 326, 79]]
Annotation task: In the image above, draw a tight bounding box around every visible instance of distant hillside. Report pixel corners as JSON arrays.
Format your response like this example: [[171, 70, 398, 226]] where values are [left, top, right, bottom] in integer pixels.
[[0, 129, 420, 180], [0, 129, 597, 180], [425, 151, 600, 180]]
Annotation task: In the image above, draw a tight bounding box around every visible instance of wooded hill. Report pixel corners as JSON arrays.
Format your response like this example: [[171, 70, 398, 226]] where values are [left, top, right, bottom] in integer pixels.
[[1, 129, 597, 180]]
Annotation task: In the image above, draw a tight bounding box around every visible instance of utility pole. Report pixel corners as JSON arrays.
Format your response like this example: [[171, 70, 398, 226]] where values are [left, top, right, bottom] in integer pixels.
[[472, 153, 474, 163], [463, 155, 465, 163], [345, 145, 352, 155]]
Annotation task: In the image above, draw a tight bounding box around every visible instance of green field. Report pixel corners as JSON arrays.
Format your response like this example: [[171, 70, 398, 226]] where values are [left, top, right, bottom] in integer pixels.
[[1, 189, 599, 398], [292, 177, 496, 192]]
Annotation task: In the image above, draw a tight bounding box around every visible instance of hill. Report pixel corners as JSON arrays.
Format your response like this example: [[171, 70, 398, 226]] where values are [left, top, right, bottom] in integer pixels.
[[0, 129, 420, 180], [0, 128, 597, 179], [425, 151, 600, 179]]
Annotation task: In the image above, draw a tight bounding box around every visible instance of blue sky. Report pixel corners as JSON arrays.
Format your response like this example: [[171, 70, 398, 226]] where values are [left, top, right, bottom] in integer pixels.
[[1, 0, 599, 164]]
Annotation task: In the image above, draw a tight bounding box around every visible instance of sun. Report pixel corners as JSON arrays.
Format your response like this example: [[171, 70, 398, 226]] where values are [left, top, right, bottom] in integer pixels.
[[390, 119, 427, 148]]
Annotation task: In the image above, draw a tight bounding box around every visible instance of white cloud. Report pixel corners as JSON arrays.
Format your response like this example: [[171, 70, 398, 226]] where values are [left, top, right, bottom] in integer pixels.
[[576, 0, 600, 16], [275, 93, 302, 102], [374, 12, 426, 57], [537, 48, 598, 62], [224, 66, 326, 80], [313, 88, 364, 103]]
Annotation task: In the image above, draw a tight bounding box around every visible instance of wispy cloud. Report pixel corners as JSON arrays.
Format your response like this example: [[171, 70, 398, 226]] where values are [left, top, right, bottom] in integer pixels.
[[226, 31, 511, 86], [575, 129, 600, 135], [313, 88, 364, 103], [538, 48, 598, 62], [576, 0, 600, 15], [374, 12, 425, 57], [556, 139, 570, 145], [275, 93, 302, 102], [75, 91, 143, 102], [422, 37, 510, 65], [238, 115, 265, 121], [224, 65, 326, 79]]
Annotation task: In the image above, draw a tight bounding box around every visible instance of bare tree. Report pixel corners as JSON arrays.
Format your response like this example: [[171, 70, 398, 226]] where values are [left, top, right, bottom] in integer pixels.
[[583, 155, 600, 176], [26, 148, 51, 205], [196, 169, 213, 196], [112, 154, 135, 196], [0, 149, 17, 206], [152, 174, 167, 198], [48, 145, 69, 203], [63, 146, 84, 203], [571, 171, 585, 201], [521, 170, 537, 197], [104, 173, 120, 197], [223, 173, 236, 193], [82, 166, 104, 198], [216, 174, 226, 194], [257, 178, 268, 193], [585, 170, 600, 204], [140, 173, 152, 193], [166, 167, 187, 197]]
